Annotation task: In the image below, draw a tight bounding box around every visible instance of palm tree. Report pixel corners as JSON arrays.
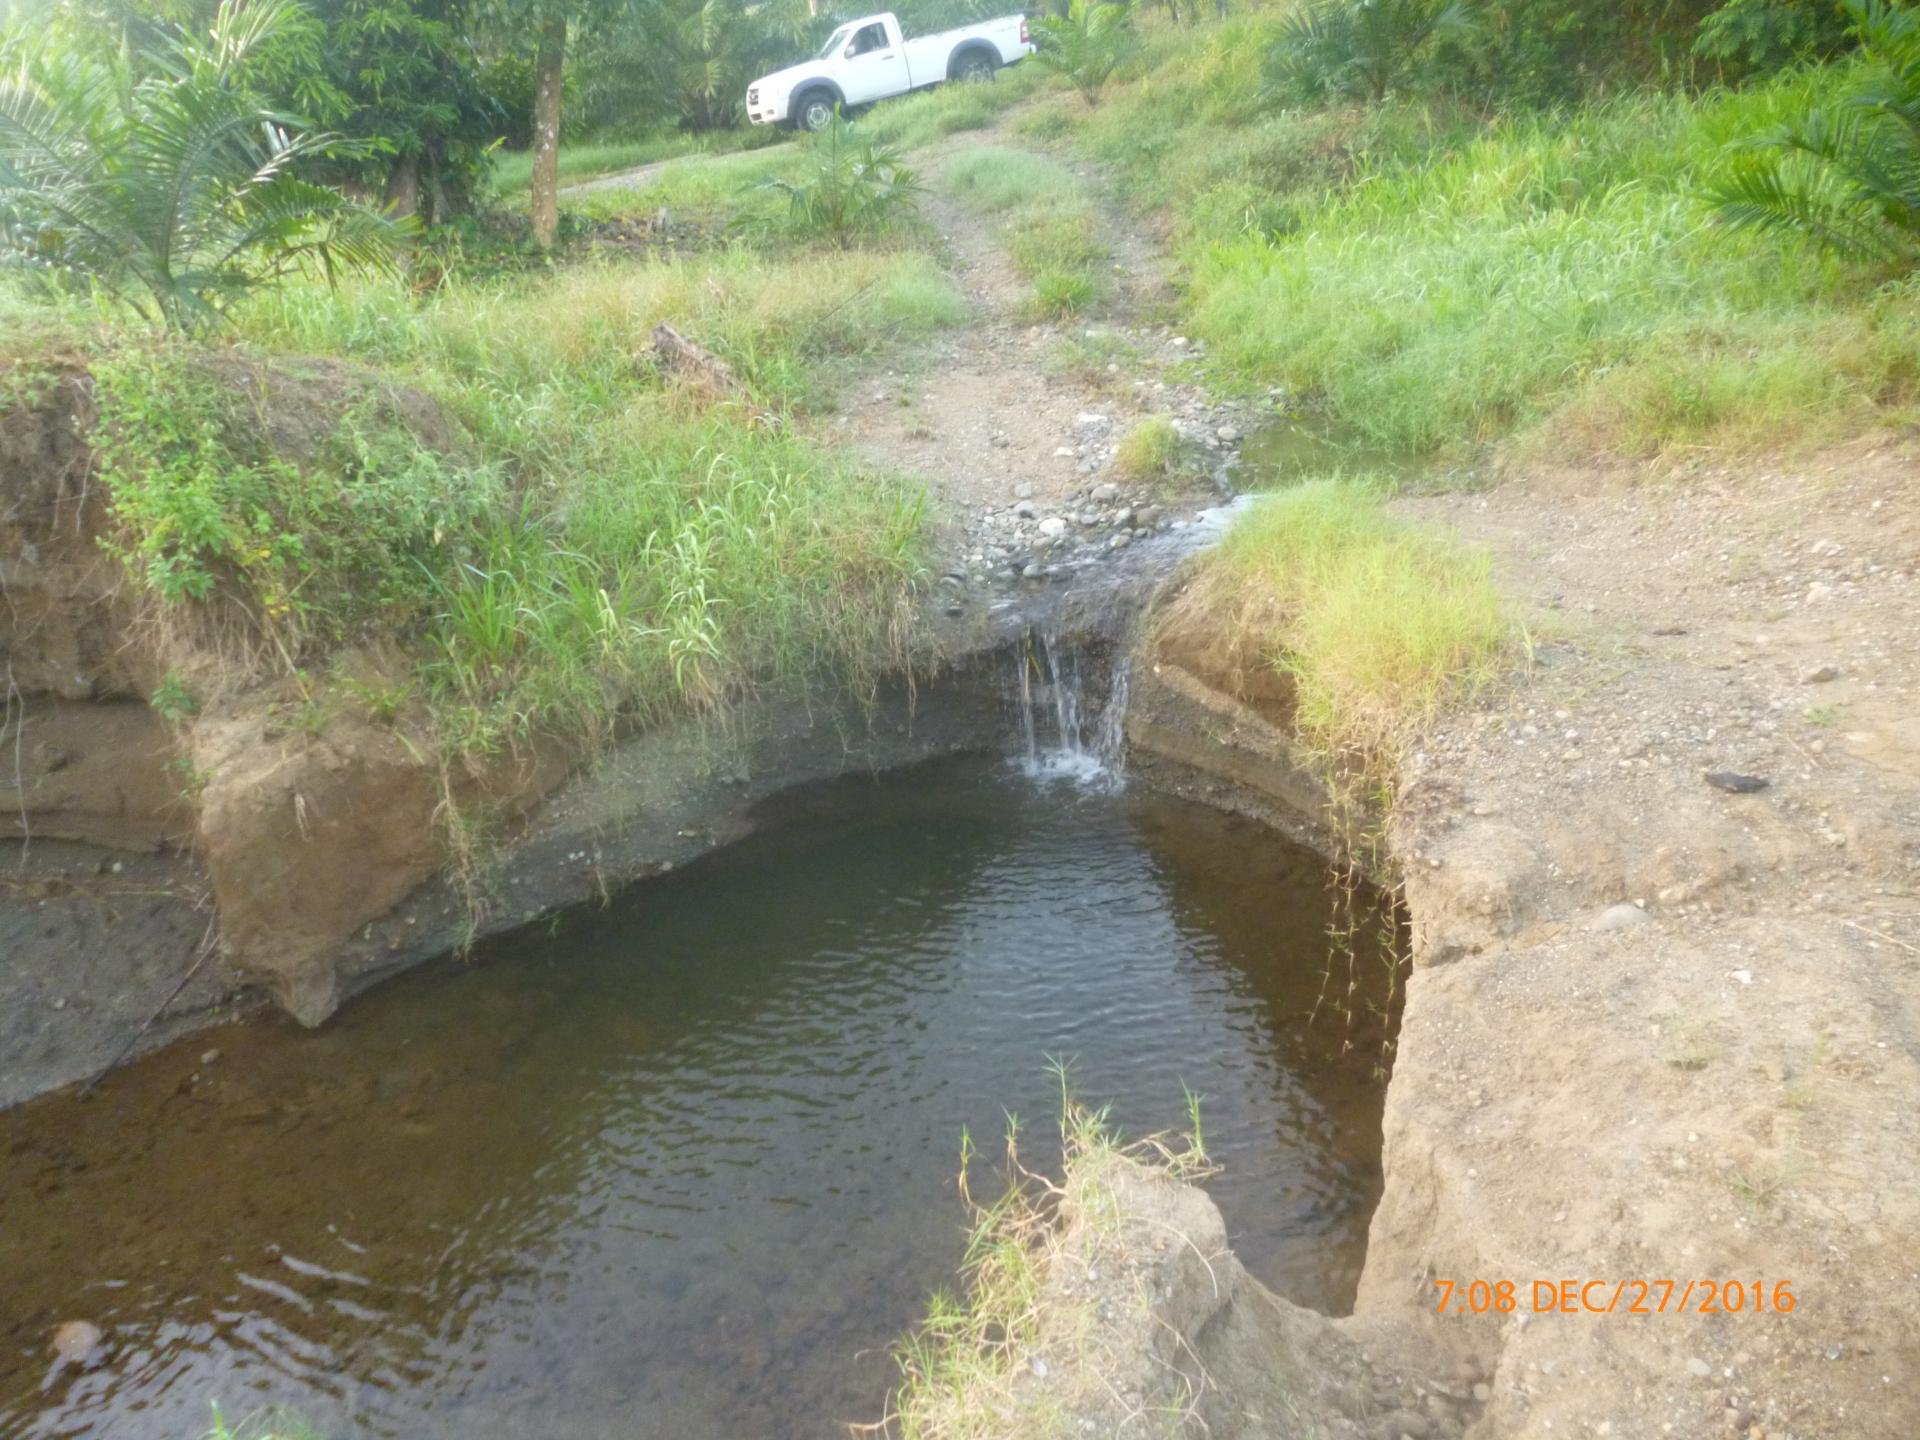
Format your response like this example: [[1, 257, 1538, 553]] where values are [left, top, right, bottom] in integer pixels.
[[1030, 0, 1139, 106], [1710, 0, 1920, 261], [1270, 0, 1478, 103], [0, 0, 409, 330]]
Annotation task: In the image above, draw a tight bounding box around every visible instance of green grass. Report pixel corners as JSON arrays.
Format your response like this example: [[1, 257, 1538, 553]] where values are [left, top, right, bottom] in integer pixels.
[[560, 144, 805, 222], [1039, 13, 1920, 461], [852, 57, 1051, 152], [488, 127, 777, 197], [86, 244, 969, 755], [943, 146, 1106, 319], [1168, 479, 1510, 769], [1110, 414, 1187, 487], [886, 1082, 1212, 1440]]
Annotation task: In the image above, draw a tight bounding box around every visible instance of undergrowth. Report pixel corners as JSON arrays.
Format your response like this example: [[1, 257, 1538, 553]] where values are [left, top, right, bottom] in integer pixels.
[[91, 242, 963, 760]]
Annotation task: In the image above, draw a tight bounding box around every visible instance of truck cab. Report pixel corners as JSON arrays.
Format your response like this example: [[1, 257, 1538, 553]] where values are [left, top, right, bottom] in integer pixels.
[[747, 10, 1033, 132]]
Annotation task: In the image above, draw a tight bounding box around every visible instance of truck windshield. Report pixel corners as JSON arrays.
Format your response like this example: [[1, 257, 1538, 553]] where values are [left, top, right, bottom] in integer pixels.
[[816, 24, 853, 59]]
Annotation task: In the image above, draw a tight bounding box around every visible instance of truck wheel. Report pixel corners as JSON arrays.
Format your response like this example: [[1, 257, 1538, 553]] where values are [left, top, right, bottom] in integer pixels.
[[954, 52, 997, 84], [794, 93, 837, 132]]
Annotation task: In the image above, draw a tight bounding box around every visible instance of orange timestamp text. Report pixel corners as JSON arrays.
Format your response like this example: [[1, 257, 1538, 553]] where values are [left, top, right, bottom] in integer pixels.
[[1433, 1279, 1796, 1316]]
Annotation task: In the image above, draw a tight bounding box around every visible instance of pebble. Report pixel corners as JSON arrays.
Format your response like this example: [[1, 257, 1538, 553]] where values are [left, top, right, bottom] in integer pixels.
[[1590, 903, 1652, 933], [1038, 517, 1068, 539], [1803, 664, 1840, 683], [52, 1321, 102, 1366], [1687, 1357, 1713, 1377]]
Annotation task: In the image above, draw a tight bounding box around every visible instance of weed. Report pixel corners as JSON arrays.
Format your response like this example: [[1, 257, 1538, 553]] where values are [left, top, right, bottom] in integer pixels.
[[200, 1402, 324, 1440], [149, 671, 199, 725], [1657, 1012, 1723, 1071], [880, 1073, 1212, 1440], [759, 116, 925, 248], [1110, 415, 1187, 486], [1052, 16, 1920, 460]]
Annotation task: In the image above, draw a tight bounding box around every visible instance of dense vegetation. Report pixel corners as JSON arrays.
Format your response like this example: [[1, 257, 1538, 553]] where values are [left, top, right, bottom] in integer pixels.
[[9, 0, 1920, 790]]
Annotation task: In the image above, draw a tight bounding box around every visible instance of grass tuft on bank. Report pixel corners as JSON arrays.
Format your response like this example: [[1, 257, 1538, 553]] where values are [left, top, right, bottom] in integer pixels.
[[1169, 480, 1510, 771], [885, 1087, 1211, 1440]]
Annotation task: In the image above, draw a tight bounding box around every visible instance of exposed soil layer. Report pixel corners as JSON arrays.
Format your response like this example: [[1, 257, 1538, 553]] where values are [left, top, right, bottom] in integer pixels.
[[1057, 446, 1919, 1440], [1370, 449, 1920, 1438]]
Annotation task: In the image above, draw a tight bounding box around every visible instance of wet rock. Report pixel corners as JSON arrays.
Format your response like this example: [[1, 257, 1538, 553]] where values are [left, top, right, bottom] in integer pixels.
[[1091, 482, 1121, 503], [1038, 517, 1068, 540], [51, 1320, 102, 1366]]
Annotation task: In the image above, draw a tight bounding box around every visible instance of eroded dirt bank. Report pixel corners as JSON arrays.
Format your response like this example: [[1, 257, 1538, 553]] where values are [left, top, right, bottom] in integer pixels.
[[1013, 447, 1920, 1440]]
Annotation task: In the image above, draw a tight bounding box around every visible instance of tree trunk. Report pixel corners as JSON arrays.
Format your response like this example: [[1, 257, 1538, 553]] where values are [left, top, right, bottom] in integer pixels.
[[383, 151, 420, 220], [530, 11, 567, 250]]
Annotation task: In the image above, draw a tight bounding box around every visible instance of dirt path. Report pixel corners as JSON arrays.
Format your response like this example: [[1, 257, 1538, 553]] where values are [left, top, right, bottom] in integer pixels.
[[1369, 452, 1920, 1436], [560, 158, 677, 195], [828, 115, 1256, 601]]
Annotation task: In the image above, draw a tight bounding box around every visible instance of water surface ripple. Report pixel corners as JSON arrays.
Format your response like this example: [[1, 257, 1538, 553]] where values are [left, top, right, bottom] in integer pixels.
[[0, 756, 1398, 1440]]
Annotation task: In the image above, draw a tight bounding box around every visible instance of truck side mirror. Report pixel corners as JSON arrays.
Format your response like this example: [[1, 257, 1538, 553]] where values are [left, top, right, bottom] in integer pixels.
[[844, 42, 856, 57]]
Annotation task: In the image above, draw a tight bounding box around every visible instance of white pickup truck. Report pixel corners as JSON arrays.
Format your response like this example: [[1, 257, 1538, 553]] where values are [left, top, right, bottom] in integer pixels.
[[746, 10, 1035, 133]]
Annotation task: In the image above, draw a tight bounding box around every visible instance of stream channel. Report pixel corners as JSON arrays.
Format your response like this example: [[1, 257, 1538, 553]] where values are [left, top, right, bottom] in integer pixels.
[[1, 681, 1402, 1440]]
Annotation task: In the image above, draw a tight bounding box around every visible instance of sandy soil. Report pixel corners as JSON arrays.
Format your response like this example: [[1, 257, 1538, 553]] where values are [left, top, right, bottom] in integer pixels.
[[1369, 450, 1920, 1438]]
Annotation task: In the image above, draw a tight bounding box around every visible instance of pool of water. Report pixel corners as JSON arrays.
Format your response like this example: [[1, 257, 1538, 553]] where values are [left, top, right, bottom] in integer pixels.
[[0, 755, 1400, 1440]]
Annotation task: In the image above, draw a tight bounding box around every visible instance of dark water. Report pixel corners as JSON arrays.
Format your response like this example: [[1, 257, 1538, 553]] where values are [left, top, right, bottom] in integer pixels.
[[0, 756, 1400, 1440]]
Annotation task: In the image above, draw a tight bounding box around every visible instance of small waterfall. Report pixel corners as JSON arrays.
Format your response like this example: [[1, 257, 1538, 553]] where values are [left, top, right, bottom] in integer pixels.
[[1013, 627, 1131, 787]]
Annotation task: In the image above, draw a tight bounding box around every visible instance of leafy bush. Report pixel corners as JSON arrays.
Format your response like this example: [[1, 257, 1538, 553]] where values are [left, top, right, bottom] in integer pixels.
[[1270, 0, 1480, 102], [90, 347, 500, 657], [760, 114, 922, 246], [1031, 0, 1140, 105], [1710, 0, 1920, 261], [1695, 0, 1859, 74], [0, 0, 408, 330]]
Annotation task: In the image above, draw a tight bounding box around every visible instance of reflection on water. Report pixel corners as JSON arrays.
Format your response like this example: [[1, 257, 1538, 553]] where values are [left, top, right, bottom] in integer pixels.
[[0, 756, 1400, 1440]]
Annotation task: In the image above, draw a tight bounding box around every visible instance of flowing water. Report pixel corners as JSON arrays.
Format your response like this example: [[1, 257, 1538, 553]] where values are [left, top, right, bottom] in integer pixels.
[[0, 754, 1400, 1440]]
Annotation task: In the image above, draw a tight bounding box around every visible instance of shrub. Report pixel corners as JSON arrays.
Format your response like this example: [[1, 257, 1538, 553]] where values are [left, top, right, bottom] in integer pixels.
[[1695, 0, 1859, 75], [759, 113, 923, 246], [1269, 0, 1481, 103]]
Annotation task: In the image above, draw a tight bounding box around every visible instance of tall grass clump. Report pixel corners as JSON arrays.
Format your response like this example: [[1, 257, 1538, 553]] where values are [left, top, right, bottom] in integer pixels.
[[1172, 478, 1509, 772]]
